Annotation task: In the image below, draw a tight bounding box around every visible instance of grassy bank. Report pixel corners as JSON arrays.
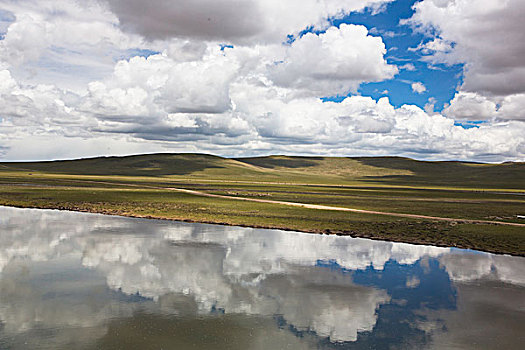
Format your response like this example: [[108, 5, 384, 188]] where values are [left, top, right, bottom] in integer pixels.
[[1, 153, 524, 255]]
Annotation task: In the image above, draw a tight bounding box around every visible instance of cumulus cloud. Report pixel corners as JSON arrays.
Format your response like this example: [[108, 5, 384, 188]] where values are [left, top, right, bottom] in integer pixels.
[[399, 63, 416, 71], [268, 24, 398, 96], [406, 0, 525, 122], [411, 82, 426, 94], [69, 29, 399, 145], [82, 51, 239, 117], [0, 69, 90, 139], [443, 92, 497, 120], [0, 0, 144, 90], [443, 90, 525, 122], [407, 0, 525, 95], [498, 93, 525, 121]]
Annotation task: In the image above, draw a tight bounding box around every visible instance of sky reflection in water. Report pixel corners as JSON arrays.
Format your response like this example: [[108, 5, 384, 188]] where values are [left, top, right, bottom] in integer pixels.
[[0, 206, 524, 349]]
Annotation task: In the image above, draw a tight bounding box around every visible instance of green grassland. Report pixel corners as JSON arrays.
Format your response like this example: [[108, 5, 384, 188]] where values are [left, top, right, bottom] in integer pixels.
[[0, 153, 524, 255]]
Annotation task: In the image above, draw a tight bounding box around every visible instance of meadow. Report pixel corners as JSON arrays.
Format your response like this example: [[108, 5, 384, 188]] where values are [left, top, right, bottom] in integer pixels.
[[1, 153, 524, 255]]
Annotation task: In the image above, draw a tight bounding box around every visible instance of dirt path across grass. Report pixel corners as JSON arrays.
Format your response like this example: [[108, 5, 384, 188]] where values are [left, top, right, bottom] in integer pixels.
[[169, 188, 525, 227], [3, 174, 525, 227]]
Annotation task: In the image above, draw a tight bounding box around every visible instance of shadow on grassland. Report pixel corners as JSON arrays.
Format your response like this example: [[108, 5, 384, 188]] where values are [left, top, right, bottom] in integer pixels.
[[235, 156, 324, 169], [355, 157, 525, 189], [0, 153, 228, 176]]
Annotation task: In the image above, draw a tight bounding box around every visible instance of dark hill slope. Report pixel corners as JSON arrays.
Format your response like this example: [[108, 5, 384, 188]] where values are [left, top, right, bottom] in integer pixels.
[[353, 156, 525, 188], [2, 153, 523, 189], [1, 153, 264, 177], [236, 155, 525, 189]]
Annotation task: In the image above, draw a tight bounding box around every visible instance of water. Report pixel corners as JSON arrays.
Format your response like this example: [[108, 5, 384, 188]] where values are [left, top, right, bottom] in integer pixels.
[[0, 206, 524, 349]]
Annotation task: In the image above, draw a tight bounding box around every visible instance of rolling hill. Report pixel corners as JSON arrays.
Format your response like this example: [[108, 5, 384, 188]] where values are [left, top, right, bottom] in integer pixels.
[[2, 153, 522, 189]]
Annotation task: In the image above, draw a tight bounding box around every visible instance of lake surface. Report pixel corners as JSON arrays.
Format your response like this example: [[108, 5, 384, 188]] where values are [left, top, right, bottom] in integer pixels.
[[0, 206, 524, 349]]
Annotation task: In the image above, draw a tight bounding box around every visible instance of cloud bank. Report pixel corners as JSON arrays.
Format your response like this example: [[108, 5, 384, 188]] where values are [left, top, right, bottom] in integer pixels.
[[0, 0, 523, 161]]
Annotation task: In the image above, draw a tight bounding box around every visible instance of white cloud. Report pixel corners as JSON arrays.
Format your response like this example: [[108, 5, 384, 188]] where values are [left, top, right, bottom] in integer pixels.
[[498, 93, 525, 121], [0, 0, 144, 90], [443, 92, 497, 120], [443, 91, 525, 122], [407, 0, 525, 95], [399, 63, 416, 71], [424, 97, 437, 115], [81, 51, 240, 117], [416, 37, 454, 57], [0, 69, 89, 136], [268, 24, 398, 96], [411, 82, 426, 94], [406, 0, 525, 121]]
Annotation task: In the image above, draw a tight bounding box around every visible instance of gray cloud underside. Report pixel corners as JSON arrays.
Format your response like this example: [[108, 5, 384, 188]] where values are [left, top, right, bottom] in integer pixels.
[[104, 0, 393, 43], [106, 0, 263, 41]]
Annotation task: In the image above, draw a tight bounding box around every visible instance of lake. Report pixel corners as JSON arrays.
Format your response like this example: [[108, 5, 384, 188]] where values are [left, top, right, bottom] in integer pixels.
[[0, 206, 524, 349]]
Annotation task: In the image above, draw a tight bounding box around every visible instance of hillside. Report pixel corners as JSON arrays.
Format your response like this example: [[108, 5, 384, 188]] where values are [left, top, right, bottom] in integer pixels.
[[1, 153, 524, 189], [237, 155, 525, 188], [0, 153, 264, 177]]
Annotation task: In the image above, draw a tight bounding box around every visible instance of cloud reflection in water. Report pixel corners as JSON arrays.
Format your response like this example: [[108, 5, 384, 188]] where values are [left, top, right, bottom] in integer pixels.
[[0, 206, 524, 349]]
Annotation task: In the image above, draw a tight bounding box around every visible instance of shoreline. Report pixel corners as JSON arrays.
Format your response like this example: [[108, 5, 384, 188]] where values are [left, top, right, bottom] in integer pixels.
[[2, 203, 522, 257]]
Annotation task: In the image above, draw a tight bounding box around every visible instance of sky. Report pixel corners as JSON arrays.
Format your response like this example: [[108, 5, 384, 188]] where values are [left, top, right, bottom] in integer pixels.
[[0, 0, 524, 162]]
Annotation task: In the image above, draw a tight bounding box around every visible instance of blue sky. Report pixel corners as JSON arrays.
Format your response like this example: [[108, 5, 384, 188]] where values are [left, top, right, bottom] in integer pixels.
[[319, 0, 464, 112]]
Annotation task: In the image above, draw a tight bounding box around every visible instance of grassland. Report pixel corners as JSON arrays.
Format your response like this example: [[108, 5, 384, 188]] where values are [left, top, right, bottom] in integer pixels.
[[0, 153, 524, 255]]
